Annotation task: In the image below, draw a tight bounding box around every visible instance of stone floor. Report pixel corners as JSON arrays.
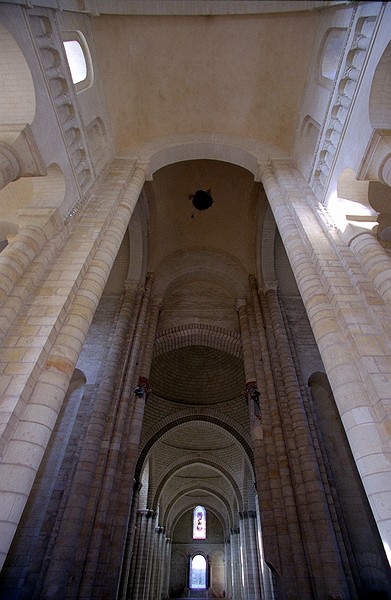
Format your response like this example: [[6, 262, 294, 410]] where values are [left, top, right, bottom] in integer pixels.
[[170, 590, 221, 598]]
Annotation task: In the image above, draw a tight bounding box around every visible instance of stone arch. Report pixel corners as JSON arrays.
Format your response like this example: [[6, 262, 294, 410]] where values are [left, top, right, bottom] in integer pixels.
[[152, 457, 244, 514], [153, 247, 249, 300], [297, 115, 321, 180], [131, 133, 286, 180], [154, 324, 242, 358], [369, 41, 391, 130], [365, 41, 391, 188], [147, 139, 257, 180], [166, 485, 233, 533], [318, 28, 347, 87], [136, 409, 253, 481]]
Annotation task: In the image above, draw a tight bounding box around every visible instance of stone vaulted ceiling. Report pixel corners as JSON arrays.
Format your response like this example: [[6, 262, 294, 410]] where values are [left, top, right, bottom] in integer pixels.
[[92, 9, 319, 153], [93, 1, 321, 535]]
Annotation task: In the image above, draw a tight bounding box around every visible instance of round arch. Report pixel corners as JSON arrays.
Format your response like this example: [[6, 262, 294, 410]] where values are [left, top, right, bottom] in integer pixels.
[[166, 485, 234, 533], [152, 246, 249, 300], [135, 409, 254, 482], [154, 324, 242, 359], [152, 457, 244, 514], [369, 40, 391, 130], [125, 132, 287, 180]]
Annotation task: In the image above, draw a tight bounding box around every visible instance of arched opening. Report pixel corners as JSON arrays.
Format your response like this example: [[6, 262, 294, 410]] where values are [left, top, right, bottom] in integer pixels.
[[61, 31, 93, 93], [363, 41, 391, 187], [190, 554, 207, 590], [318, 28, 346, 86]]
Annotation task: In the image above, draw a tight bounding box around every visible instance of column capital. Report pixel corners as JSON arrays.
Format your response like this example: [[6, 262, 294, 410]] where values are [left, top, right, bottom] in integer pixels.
[[235, 298, 246, 312], [239, 510, 257, 520], [133, 376, 151, 400], [0, 125, 46, 191], [0, 142, 21, 186], [262, 281, 278, 293]]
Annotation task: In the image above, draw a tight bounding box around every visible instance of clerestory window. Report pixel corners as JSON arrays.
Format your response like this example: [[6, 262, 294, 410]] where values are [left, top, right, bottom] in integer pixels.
[[62, 31, 93, 92]]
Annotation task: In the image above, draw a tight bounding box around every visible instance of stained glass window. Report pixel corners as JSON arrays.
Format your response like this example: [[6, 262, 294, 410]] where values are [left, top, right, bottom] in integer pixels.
[[193, 505, 206, 540]]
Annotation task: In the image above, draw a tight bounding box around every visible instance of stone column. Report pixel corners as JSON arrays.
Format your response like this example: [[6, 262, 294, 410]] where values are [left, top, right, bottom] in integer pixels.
[[238, 518, 250, 600], [238, 288, 311, 599], [230, 528, 241, 600], [259, 158, 391, 567], [128, 509, 150, 599], [239, 511, 262, 600], [118, 482, 141, 599], [79, 276, 158, 599], [161, 536, 171, 600], [255, 494, 274, 600], [224, 536, 232, 600], [265, 286, 351, 598], [141, 510, 158, 600], [152, 526, 166, 600], [101, 297, 161, 594], [349, 230, 391, 304], [249, 275, 311, 597], [0, 126, 45, 192], [38, 281, 143, 599], [0, 211, 62, 341], [89, 288, 160, 599], [0, 160, 147, 572]]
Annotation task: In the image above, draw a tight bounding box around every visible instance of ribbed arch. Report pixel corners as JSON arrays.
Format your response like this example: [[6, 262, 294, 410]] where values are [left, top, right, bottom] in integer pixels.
[[152, 246, 249, 300], [154, 323, 242, 358], [136, 409, 253, 478], [153, 458, 243, 514], [165, 485, 233, 533], [169, 498, 228, 539]]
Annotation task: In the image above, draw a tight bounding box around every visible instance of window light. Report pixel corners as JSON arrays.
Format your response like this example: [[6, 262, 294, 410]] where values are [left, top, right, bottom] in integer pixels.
[[63, 40, 87, 84]]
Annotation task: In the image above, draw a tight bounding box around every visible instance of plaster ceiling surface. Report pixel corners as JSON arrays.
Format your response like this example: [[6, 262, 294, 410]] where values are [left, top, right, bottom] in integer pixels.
[[92, 10, 319, 153], [147, 159, 261, 274]]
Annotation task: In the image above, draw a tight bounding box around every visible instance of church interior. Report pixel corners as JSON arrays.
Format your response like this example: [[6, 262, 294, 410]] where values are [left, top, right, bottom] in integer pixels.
[[0, 1, 391, 598]]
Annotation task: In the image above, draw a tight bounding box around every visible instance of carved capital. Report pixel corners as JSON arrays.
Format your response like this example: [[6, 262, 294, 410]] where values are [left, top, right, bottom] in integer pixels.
[[0, 125, 46, 191], [134, 376, 151, 399], [235, 298, 246, 312], [0, 143, 21, 189]]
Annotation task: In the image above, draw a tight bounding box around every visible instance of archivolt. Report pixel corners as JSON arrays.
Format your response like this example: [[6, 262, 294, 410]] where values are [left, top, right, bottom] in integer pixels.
[[154, 323, 242, 359]]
